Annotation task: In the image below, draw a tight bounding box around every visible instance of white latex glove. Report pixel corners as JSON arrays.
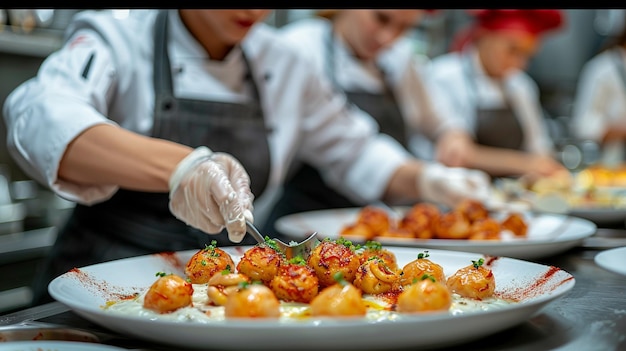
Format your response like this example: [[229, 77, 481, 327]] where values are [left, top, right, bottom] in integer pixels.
[[417, 163, 491, 209], [168, 146, 254, 243]]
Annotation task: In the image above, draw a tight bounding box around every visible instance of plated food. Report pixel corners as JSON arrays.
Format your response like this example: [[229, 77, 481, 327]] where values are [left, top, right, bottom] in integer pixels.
[[104, 239, 506, 320], [340, 199, 528, 241], [48, 245, 575, 350], [275, 208, 596, 260]]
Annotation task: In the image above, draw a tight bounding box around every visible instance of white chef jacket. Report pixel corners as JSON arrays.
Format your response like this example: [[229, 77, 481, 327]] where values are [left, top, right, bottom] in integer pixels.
[[571, 47, 626, 142], [278, 17, 458, 143], [427, 46, 554, 154], [2, 10, 411, 207]]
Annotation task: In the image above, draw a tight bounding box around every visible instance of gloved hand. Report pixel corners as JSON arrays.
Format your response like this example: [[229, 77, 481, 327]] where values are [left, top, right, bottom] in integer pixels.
[[168, 146, 254, 243], [417, 163, 491, 209]]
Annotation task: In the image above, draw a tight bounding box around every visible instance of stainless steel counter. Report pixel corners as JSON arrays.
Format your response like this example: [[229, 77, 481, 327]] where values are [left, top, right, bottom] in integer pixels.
[[1, 226, 625, 351]]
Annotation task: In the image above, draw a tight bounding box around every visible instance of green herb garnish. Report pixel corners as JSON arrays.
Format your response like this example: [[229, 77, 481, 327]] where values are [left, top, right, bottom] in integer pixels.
[[221, 265, 231, 275], [417, 251, 430, 259], [420, 274, 436, 282], [155, 272, 167, 277], [364, 240, 382, 250], [333, 271, 348, 287], [472, 258, 485, 269], [288, 256, 307, 265]]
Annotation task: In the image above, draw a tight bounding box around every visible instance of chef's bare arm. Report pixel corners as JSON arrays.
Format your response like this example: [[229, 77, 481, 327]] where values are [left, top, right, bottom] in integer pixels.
[[58, 124, 193, 192]]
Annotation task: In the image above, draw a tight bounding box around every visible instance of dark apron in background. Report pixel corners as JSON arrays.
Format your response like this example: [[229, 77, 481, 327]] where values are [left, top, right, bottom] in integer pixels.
[[32, 10, 271, 304], [262, 24, 407, 236], [608, 48, 626, 160], [463, 51, 524, 150]]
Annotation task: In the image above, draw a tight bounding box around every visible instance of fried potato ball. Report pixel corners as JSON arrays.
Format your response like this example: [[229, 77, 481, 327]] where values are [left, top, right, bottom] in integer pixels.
[[269, 262, 319, 303], [236, 244, 285, 285], [404, 202, 441, 222], [446, 258, 495, 300], [185, 241, 235, 284], [434, 211, 471, 239], [355, 206, 391, 236], [206, 271, 251, 306], [500, 212, 528, 237], [307, 239, 361, 288], [398, 214, 435, 239], [339, 222, 376, 240], [143, 273, 193, 314], [357, 241, 398, 271], [396, 276, 452, 313], [468, 217, 502, 241], [378, 226, 415, 239], [353, 258, 400, 294], [309, 279, 367, 317], [454, 199, 489, 223], [224, 283, 281, 318], [399, 252, 446, 286]]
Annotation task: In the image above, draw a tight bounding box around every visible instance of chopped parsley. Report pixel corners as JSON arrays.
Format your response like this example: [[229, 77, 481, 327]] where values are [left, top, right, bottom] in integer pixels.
[[288, 255, 307, 265], [417, 251, 430, 259], [221, 265, 231, 275], [472, 258, 485, 269], [155, 272, 167, 277], [364, 240, 382, 250]]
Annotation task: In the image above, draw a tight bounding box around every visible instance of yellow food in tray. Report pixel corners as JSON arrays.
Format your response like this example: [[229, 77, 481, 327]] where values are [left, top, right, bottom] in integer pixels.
[[529, 165, 626, 209]]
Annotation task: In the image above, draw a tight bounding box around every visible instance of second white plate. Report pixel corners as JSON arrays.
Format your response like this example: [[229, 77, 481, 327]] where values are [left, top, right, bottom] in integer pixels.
[[275, 209, 597, 260]]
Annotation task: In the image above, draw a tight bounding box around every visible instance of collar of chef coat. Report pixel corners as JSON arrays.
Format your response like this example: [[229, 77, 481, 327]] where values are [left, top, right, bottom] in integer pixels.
[[167, 10, 249, 102]]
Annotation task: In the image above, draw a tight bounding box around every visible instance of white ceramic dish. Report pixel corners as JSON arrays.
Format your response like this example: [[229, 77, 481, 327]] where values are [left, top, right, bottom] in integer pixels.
[[275, 209, 597, 260], [0, 341, 126, 351], [594, 246, 626, 276], [49, 246, 575, 351]]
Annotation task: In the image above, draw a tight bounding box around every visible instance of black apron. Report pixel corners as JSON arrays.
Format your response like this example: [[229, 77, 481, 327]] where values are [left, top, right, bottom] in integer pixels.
[[608, 48, 626, 160], [32, 10, 271, 304], [463, 51, 524, 150], [262, 24, 406, 236]]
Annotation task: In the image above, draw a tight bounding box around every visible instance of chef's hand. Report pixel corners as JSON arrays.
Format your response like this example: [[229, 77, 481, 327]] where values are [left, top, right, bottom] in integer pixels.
[[417, 163, 491, 209], [168, 146, 254, 243], [435, 130, 475, 168]]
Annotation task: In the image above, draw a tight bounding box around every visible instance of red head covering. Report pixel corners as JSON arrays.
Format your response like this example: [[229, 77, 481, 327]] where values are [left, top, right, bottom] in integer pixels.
[[451, 9, 565, 52]]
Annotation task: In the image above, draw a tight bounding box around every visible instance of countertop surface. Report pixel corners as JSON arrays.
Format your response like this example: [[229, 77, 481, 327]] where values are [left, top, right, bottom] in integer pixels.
[[1, 221, 625, 351]]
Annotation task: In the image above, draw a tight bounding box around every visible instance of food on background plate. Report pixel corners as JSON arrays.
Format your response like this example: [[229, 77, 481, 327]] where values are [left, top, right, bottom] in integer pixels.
[[512, 164, 626, 210], [103, 238, 508, 321], [340, 199, 528, 241]]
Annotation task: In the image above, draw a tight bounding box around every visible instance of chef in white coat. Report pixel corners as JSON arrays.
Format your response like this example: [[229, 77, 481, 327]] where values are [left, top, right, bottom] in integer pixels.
[[2, 9, 490, 305], [262, 10, 471, 235], [429, 9, 570, 182], [571, 17, 626, 161]]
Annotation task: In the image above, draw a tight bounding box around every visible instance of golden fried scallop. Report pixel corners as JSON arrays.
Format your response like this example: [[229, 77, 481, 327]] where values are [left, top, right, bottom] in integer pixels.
[[206, 270, 251, 306], [236, 243, 285, 285], [433, 211, 471, 239], [454, 199, 489, 224], [500, 212, 528, 237], [353, 257, 400, 294], [399, 251, 446, 286], [355, 206, 390, 236], [185, 241, 235, 284], [143, 273, 193, 314], [269, 260, 319, 303], [404, 202, 440, 222], [468, 217, 502, 241], [358, 241, 398, 271], [307, 238, 361, 288], [224, 283, 281, 318], [446, 258, 495, 300], [398, 214, 435, 239], [378, 225, 415, 239], [339, 222, 376, 240], [309, 275, 367, 317], [396, 275, 452, 313]]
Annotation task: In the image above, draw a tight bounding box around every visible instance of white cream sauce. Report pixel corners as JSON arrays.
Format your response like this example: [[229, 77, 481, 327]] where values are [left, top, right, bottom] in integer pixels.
[[103, 283, 515, 323]]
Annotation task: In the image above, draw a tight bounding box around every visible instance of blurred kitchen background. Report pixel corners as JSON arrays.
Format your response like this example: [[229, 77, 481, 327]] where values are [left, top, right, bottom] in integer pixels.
[[0, 9, 622, 313]]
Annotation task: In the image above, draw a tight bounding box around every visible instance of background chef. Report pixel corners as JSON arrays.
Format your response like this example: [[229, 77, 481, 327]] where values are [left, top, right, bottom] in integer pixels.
[[428, 9, 571, 183]]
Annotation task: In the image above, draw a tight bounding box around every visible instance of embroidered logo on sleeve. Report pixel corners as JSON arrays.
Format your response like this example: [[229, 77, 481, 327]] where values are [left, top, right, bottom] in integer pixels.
[[69, 35, 93, 49]]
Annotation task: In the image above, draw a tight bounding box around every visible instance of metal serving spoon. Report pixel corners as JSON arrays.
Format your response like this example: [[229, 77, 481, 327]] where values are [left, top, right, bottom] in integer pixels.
[[245, 220, 320, 260]]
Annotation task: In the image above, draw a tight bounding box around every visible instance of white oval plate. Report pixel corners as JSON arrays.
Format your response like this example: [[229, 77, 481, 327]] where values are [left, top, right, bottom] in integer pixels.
[[49, 246, 575, 351], [0, 341, 126, 351], [594, 246, 626, 276], [275, 209, 597, 260]]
